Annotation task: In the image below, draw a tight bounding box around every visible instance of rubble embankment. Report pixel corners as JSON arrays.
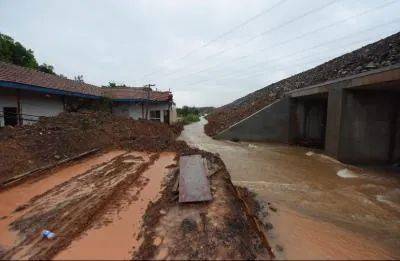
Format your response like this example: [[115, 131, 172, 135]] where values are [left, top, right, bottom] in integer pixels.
[[205, 32, 400, 136]]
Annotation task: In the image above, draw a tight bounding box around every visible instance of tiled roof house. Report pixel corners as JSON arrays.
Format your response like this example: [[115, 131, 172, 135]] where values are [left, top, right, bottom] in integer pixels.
[[0, 62, 176, 126]]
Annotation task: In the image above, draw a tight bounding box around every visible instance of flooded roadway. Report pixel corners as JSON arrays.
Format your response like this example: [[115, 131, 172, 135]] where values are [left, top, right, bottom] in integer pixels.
[[179, 118, 400, 259]]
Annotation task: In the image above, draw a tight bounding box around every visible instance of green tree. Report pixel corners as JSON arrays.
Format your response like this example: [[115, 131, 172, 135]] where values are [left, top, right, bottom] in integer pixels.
[[38, 63, 55, 74], [0, 33, 57, 75], [102, 82, 128, 88], [0, 33, 38, 68], [177, 106, 199, 117], [107, 82, 117, 88], [74, 75, 84, 82]]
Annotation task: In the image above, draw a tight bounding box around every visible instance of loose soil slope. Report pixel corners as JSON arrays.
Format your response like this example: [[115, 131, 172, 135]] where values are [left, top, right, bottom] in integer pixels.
[[0, 112, 183, 183], [205, 32, 400, 136]]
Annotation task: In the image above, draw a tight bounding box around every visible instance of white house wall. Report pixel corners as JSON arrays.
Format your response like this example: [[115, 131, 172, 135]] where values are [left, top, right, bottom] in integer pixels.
[[113, 102, 175, 123], [128, 103, 143, 120], [0, 89, 64, 126], [21, 91, 64, 124], [147, 103, 169, 123], [1, 87, 177, 127], [170, 103, 177, 123]]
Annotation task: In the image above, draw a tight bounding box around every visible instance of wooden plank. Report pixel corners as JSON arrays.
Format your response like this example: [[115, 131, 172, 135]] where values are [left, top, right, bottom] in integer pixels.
[[179, 155, 212, 203]]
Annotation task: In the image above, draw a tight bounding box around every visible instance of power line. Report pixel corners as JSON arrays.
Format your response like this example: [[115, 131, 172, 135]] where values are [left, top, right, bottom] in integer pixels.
[[230, 18, 400, 80], [185, 18, 400, 87], [137, 0, 288, 81], [168, 0, 398, 82], [231, 34, 389, 82], [155, 0, 341, 80], [177, 0, 289, 61], [189, 31, 393, 86]]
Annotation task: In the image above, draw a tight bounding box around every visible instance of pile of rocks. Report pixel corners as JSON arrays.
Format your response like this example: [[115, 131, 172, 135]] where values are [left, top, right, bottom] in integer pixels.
[[205, 32, 400, 136]]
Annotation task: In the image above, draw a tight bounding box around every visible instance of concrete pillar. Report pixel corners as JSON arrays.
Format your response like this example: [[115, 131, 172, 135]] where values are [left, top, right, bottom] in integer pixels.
[[324, 86, 345, 158]]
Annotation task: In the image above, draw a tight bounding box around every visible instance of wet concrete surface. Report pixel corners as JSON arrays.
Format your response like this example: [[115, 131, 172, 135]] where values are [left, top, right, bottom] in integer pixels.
[[179, 118, 400, 259]]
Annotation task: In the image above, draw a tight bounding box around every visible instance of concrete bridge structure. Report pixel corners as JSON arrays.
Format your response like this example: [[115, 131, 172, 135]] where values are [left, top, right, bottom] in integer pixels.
[[215, 65, 400, 164]]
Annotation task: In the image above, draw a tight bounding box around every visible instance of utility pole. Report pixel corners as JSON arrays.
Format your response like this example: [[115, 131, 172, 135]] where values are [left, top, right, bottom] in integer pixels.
[[144, 84, 155, 120]]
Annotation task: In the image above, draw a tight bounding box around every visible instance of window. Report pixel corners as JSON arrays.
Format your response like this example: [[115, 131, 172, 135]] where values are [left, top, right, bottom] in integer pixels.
[[150, 110, 161, 121]]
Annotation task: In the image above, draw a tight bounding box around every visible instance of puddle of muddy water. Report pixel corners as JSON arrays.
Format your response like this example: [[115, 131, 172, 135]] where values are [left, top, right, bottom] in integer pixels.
[[54, 152, 176, 260], [268, 205, 396, 260], [179, 118, 400, 259], [0, 150, 125, 249]]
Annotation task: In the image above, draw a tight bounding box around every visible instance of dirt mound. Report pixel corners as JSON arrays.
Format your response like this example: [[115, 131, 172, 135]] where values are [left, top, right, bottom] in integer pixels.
[[205, 32, 400, 136], [133, 152, 271, 260], [0, 112, 183, 183]]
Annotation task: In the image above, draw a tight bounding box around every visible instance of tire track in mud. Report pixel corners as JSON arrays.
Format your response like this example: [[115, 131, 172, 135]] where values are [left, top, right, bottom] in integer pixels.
[[0, 150, 125, 250], [1, 151, 158, 260], [54, 152, 176, 260]]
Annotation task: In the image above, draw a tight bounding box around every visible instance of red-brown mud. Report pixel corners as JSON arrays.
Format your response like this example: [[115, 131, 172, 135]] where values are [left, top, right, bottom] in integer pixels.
[[1, 151, 157, 260], [0, 112, 183, 183], [0, 113, 273, 260], [133, 153, 270, 260], [54, 152, 176, 260], [0, 150, 125, 249]]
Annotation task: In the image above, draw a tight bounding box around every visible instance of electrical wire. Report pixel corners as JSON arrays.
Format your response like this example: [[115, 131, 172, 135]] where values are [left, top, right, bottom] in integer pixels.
[[137, 0, 289, 81], [168, 0, 398, 82]]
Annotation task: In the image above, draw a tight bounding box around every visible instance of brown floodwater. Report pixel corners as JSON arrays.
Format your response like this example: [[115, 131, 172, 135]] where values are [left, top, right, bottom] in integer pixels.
[[0, 150, 125, 249], [54, 152, 176, 260], [179, 118, 400, 259]]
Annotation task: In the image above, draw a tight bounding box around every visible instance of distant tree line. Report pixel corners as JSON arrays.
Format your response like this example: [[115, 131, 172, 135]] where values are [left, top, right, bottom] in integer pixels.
[[177, 106, 215, 125], [177, 106, 199, 117], [102, 82, 128, 88]]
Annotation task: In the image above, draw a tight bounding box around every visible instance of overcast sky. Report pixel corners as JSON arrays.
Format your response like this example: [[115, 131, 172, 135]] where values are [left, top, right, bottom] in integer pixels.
[[1, 0, 399, 107]]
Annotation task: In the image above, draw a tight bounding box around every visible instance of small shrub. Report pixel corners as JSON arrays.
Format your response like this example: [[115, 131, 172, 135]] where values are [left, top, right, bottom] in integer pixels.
[[182, 113, 200, 125]]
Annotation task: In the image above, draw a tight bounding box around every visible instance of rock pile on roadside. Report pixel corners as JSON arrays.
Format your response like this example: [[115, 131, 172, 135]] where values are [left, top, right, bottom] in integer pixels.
[[205, 32, 400, 136]]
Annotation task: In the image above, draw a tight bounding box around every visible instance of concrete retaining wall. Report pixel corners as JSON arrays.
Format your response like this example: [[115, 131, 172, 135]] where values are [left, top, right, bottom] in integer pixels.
[[339, 90, 400, 164], [214, 98, 291, 143]]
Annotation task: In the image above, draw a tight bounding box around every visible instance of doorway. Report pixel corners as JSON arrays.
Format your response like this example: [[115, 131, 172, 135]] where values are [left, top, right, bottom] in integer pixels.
[[163, 110, 170, 124], [3, 107, 18, 126]]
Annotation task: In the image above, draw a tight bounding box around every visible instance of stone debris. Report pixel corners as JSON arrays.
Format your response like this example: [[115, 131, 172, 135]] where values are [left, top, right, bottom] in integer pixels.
[[205, 32, 400, 136]]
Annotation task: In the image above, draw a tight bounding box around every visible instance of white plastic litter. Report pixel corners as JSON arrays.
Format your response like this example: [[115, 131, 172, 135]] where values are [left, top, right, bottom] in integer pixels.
[[42, 230, 56, 239]]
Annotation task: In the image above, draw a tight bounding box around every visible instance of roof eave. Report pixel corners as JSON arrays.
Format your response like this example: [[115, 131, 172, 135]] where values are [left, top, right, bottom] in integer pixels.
[[111, 98, 170, 103], [0, 80, 101, 99]]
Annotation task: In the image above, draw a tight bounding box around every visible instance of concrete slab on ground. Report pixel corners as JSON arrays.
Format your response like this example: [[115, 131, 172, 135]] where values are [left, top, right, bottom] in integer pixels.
[[179, 155, 212, 203]]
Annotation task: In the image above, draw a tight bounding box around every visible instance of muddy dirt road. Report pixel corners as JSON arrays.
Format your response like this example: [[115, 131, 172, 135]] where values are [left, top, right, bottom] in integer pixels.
[[180, 118, 400, 259], [0, 150, 174, 259], [0, 146, 270, 260]]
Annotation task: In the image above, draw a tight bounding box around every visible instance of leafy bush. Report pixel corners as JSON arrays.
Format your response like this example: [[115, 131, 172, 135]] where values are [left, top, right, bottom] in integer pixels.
[[181, 113, 200, 125]]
